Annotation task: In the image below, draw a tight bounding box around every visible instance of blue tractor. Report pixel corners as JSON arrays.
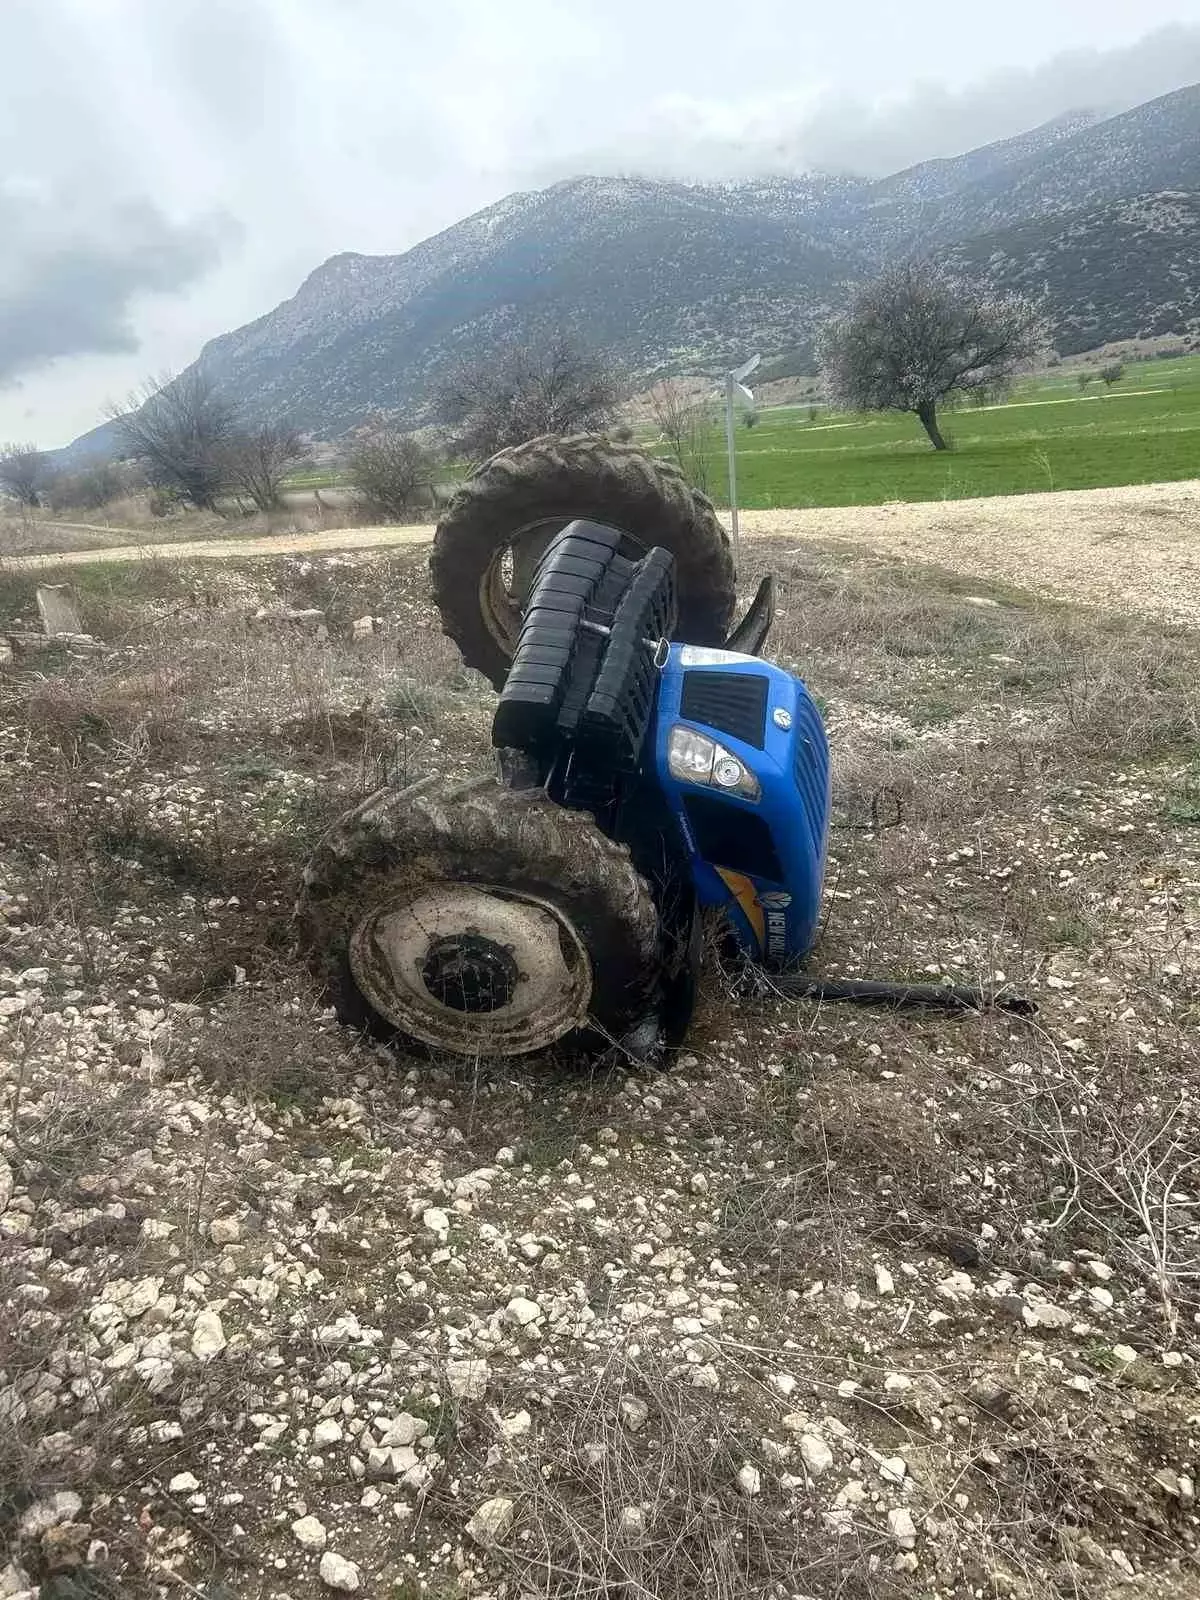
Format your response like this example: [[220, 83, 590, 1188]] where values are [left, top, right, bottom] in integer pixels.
[[299, 436, 1029, 1059]]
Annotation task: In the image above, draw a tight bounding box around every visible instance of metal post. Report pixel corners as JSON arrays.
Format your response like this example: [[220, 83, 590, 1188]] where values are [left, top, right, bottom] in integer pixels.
[[723, 370, 739, 562]]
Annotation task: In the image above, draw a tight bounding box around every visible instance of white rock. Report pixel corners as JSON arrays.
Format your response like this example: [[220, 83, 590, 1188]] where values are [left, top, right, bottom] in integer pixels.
[[736, 1463, 762, 1497], [499, 1409, 532, 1439], [0, 1157, 12, 1213], [505, 1296, 543, 1327], [883, 1372, 913, 1393], [619, 1396, 649, 1433], [874, 1264, 895, 1296], [466, 1495, 515, 1546], [1109, 1549, 1135, 1578], [879, 1456, 907, 1485], [936, 1272, 975, 1302], [378, 1413, 426, 1447], [208, 1216, 241, 1246], [367, 1445, 418, 1478], [422, 1207, 450, 1241], [18, 1491, 83, 1537], [1111, 1343, 1138, 1364], [292, 1514, 327, 1551], [313, 1418, 344, 1446], [799, 1433, 834, 1477], [0, 1562, 31, 1599], [888, 1508, 918, 1550], [1089, 1286, 1114, 1310], [618, 1505, 646, 1542], [447, 1357, 490, 1400], [770, 1373, 797, 1398], [835, 1479, 868, 1509], [167, 1472, 200, 1494], [319, 1550, 360, 1591], [1087, 1259, 1114, 1282], [190, 1310, 227, 1361], [351, 616, 376, 641]]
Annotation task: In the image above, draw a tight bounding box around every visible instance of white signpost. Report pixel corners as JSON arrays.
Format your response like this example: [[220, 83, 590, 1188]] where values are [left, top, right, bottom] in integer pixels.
[[722, 352, 760, 562]]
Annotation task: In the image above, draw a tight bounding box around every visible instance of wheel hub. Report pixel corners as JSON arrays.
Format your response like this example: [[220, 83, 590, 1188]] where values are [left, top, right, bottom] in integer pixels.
[[349, 885, 592, 1056]]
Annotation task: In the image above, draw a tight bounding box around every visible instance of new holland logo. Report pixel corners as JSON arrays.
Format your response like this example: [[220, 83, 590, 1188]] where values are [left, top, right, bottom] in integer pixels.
[[758, 891, 791, 958]]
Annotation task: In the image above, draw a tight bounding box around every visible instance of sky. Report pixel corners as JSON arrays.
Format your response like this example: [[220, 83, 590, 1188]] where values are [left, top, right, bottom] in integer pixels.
[[2, 0, 1199, 447]]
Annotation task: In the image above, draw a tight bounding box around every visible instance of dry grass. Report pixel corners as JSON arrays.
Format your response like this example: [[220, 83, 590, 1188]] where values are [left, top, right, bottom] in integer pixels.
[[2, 537, 1199, 1597]]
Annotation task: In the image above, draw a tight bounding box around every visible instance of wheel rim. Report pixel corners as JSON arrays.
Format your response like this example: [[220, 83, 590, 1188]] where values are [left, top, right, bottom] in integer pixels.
[[349, 884, 592, 1056], [478, 517, 646, 661]]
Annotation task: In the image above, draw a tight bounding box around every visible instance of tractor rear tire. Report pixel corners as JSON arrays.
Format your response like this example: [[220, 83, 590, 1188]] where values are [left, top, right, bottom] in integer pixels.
[[296, 773, 660, 1059], [430, 434, 736, 688]]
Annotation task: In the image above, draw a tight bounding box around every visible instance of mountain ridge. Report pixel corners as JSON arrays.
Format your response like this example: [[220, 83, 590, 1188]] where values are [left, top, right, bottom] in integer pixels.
[[64, 82, 1200, 459]]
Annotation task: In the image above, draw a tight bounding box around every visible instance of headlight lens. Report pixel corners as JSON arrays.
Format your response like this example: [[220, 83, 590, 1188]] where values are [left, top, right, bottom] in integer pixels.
[[668, 725, 761, 801]]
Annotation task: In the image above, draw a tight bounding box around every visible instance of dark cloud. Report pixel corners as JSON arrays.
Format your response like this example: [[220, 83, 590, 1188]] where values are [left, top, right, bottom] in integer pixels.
[[0, 188, 230, 384]]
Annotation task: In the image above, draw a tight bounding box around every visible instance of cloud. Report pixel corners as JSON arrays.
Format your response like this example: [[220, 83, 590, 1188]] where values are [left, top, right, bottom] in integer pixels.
[[0, 183, 231, 384], [528, 22, 1200, 182]]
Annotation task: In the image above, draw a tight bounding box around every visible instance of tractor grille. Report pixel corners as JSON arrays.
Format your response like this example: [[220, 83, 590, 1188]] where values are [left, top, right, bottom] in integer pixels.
[[680, 670, 767, 748], [792, 696, 831, 860]]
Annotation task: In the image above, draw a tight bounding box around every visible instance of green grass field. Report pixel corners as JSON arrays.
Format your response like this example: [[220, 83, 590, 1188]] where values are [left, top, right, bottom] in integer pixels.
[[692, 355, 1200, 509], [281, 355, 1200, 510]]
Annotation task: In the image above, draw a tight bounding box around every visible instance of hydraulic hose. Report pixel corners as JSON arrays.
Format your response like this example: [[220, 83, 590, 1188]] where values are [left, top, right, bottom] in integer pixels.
[[747, 971, 1037, 1016]]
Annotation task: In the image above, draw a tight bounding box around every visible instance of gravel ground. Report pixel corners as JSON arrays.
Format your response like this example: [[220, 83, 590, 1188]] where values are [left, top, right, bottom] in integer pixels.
[[1, 539, 1198, 1599]]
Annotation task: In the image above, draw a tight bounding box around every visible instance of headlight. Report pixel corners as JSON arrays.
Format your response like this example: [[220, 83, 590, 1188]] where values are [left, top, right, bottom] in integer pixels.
[[667, 724, 761, 801]]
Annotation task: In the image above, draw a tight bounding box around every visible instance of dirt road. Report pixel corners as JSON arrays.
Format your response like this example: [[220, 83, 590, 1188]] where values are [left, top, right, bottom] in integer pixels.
[[11, 479, 1200, 627]]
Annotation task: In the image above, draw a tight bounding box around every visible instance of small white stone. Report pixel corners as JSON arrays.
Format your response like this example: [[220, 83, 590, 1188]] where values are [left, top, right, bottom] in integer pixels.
[[190, 1310, 227, 1361], [319, 1550, 360, 1591], [1089, 1286, 1114, 1310], [1111, 1343, 1138, 1364], [937, 1271, 974, 1303], [505, 1296, 543, 1327], [422, 1207, 450, 1241], [736, 1463, 762, 1497], [291, 1514, 327, 1551], [799, 1434, 834, 1478], [208, 1216, 241, 1246], [1109, 1549, 1135, 1578], [19, 1491, 83, 1537], [499, 1409, 532, 1440], [874, 1264, 895, 1296], [447, 1357, 490, 1400], [313, 1418, 343, 1447], [619, 1396, 649, 1433], [888, 1508, 918, 1550], [879, 1456, 907, 1485], [770, 1373, 797, 1398], [618, 1505, 646, 1541], [167, 1473, 200, 1495], [1086, 1259, 1114, 1282], [466, 1496, 515, 1546], [883, 1372, 913, 1393]]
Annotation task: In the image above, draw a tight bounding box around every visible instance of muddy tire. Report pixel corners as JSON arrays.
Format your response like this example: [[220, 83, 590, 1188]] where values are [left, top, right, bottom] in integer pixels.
[[430, 433, 736, 688], [296, 773, 660, 1058]]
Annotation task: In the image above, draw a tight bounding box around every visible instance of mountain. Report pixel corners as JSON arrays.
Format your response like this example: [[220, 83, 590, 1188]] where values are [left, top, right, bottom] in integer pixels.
[[67, 83, 1200, 455]]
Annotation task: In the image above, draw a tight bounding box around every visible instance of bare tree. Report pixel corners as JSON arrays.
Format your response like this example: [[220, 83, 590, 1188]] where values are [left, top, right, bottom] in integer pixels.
[[47, 459, 141, 514], [346, 422, 437, 520], [646, 377, 712, 492], [106, 370, 238, 510], [820, 262, 1047, 450], [434, 335, 622, 462], [0, 444, 54, 508], [223, 423, 310, 512]]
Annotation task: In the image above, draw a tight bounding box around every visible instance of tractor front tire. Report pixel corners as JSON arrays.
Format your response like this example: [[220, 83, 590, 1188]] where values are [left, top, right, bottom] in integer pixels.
[[297, 774, 660, 1059], [430, 433, 736, 688]]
